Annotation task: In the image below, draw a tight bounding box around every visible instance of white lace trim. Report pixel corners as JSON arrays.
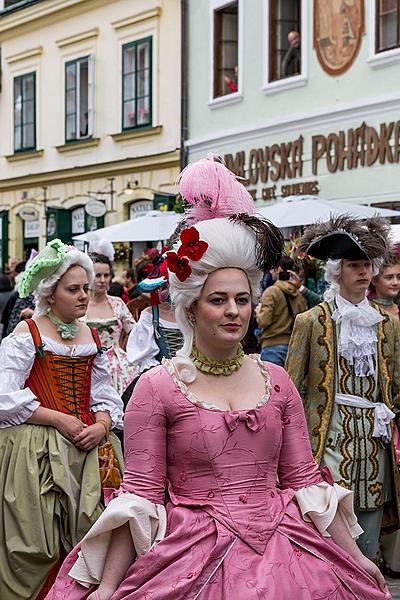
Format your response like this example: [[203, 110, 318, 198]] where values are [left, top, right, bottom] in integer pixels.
[[162, 355, 272, 412]]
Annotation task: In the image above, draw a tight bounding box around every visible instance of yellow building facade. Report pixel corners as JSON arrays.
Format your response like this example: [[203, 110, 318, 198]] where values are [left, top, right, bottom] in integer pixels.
[[0, 0, 181, 267]]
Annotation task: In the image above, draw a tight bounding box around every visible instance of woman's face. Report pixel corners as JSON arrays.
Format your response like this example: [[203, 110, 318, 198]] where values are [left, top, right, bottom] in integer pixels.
[[192, 268, 252, 352], [373, 265, 400, 300], [93, 262, 111, 294], [50, 266, 89, 320]]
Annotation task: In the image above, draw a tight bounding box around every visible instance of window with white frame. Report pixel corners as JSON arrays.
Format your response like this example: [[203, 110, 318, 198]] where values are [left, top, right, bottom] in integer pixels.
[[122, 37, 152, 130], [213, 1, 239, 98], [376, 0, 400, 52], [14, 72, 36, 152], [65, 56, 93, 142], [269, 0, 301, 81]]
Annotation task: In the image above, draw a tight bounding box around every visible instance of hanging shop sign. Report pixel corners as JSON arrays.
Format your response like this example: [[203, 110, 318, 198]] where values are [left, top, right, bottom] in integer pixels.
[[85, 199, 106, 218], [224, 119, 400, 198], [19, 205, 39, 222], [71, 207, 85, 235]]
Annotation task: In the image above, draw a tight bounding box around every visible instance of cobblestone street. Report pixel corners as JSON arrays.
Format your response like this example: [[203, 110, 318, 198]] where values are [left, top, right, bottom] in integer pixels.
[[387, 577, 400, 599]]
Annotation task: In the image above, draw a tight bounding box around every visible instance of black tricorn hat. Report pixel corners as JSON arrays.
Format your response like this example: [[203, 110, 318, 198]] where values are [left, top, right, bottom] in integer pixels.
[[299, 215, 390, 261]]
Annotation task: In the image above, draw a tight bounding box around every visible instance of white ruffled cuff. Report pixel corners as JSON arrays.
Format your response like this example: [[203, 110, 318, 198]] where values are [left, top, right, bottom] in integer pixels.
[[295, 482, 363, 539], [68, 493, 166, 588]]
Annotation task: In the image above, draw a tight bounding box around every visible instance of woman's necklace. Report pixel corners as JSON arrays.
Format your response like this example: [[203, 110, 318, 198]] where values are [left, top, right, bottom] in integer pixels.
[[47, 309, 79, 340], [190, 343, 244, 376]]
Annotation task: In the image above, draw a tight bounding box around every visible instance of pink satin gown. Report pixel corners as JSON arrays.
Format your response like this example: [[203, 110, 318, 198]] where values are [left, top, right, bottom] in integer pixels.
[[47, 361, 389, 599]]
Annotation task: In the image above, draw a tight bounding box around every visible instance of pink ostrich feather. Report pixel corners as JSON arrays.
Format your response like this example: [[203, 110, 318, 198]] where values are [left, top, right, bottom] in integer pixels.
[[178, 154, 255, 224]]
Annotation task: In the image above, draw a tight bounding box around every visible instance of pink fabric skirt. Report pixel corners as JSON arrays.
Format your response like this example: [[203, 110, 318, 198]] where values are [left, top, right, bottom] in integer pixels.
[[47, 500, 390, 600]]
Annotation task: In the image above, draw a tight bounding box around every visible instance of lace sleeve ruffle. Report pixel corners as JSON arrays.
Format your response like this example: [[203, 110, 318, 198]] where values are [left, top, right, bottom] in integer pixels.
[[68, 493, 166, 588], [294, 482, 363, 539]]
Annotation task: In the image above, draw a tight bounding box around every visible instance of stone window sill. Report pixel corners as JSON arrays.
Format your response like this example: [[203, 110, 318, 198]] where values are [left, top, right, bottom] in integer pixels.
[[111, 125, 162, 142], [56, 138, 100, 153], [5, 149, 44, 162]]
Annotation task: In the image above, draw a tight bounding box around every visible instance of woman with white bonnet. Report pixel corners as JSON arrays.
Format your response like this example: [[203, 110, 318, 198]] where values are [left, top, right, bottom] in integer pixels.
[[47, 158, 388, 599], [0, 239, 123, 600]]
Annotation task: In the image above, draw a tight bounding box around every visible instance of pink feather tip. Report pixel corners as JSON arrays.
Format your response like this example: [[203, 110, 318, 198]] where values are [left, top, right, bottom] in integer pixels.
[[177, 154, 255, 223]]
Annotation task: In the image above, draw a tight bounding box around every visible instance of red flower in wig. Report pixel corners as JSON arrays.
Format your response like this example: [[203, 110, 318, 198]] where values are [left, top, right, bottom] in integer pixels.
[[177, 227, 208, 261], [167, 252, 192, 282], [159, 258, 169, 281]]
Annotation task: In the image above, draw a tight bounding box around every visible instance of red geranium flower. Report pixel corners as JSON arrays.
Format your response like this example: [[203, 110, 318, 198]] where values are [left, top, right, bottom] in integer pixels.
[[167, 252, 192, 282], [177, 227, 208, 261]]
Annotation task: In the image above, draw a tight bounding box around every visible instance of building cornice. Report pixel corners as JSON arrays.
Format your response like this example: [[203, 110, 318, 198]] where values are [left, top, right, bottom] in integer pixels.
[[56, 27, 99, 48], [186, 93, 400, 152], [5, 45, 43, 63], [111, 7, 162, 31], [0, 149, 180, 191], [0, 0, 110, 40]]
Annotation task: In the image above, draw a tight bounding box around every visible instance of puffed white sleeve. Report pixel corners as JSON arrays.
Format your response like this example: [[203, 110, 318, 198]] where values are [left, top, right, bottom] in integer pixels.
[[0, 333, 40, 428], [119, 299, 136, 334], [126, 310, 160, 372], [294, 481, 363, 539], [90, 352, 124, 430]]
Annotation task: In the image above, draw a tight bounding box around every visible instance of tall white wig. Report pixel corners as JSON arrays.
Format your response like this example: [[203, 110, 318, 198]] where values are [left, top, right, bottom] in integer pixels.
[[34, 250, 94, 316]]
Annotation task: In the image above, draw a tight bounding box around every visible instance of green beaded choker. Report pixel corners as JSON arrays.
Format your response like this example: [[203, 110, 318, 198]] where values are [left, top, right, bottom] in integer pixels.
[[374, 297, 394, 306], [47, 309, 80, 340], [190, 344, 244, 376]]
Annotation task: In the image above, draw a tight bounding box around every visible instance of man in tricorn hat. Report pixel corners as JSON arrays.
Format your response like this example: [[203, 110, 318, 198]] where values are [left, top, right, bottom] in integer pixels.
[[285, 215, 400, 561]]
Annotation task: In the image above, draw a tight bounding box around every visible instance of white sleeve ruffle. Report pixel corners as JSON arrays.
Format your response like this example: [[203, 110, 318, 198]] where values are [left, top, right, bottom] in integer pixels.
[[294, 482, 363, 539], [126, 310, 160, 372], [68, 493, 166, 588], [90, 352, 124, 429], [0, 333, 40, 428]]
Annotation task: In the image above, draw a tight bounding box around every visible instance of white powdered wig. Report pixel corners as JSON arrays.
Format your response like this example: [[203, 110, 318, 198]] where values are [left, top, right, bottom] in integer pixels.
[[323, 258, 382, 302], [34, 250, 94, 316], [168, 218, 262, 383]]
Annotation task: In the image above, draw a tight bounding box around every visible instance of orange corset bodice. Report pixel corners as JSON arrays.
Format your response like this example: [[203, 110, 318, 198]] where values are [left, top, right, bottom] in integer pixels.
[[24, 319, 102, 427]]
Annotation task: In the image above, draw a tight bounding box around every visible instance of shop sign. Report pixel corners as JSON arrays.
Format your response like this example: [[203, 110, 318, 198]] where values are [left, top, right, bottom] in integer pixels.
[[71, 207, 85, 234], [224, 119, 400, 198], [19, 205, 39, 222], [129, 200, 153, 219], [85, 200, 106, 218], [24, 219, 39, 239]]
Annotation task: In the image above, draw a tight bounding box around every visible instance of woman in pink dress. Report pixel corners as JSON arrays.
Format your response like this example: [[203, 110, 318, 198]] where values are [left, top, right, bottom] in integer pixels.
[[48, 157, 389, 599]]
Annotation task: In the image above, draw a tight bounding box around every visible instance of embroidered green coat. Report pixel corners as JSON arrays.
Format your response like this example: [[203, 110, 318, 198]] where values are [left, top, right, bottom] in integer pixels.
[[285, 301, 400, 529]]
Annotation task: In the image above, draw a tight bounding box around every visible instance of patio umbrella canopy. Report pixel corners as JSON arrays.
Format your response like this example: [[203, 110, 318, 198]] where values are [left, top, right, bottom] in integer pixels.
[[256, 196, 400, 228], [73, 211, 182, 243]]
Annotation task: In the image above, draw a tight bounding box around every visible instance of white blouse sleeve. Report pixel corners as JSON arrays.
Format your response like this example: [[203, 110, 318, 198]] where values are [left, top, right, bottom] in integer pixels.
[[295, 482, 363, 539], [0, 333, 40, 428], [126, 310, 160, 372], [68, 493, 166, 588], [90, 351, 124, 430]]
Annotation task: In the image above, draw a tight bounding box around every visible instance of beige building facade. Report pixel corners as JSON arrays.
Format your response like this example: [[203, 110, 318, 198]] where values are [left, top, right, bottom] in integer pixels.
[[0, 0, 181, 268]]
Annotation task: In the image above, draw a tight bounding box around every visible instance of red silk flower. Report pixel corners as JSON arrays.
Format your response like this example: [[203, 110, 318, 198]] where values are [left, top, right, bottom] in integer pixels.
[[177, 227, 208, 261], [159, 258, 169, 280], [167, 252, 192, 282]]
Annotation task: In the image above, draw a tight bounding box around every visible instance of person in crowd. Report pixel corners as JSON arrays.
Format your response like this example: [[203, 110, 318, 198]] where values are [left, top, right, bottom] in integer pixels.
[[285, 216, 400, 564], [367, 246, 400, 577], [122, 268, 136, 299], [126, 257, 183, 376], [0, 274, 15, 335], [282, 30, 301, 77], [48, 157, 387, 600], [255, 256, 307, 366], [85, 252, 138, 396], [1, 254, 38, 338], [0, 239, 123, 600], [108, 280, 126, 301]]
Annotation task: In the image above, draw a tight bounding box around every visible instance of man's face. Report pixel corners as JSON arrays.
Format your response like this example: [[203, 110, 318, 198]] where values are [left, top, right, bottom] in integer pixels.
[[340, 259, 373, 296], [288, 31, 300, 48]]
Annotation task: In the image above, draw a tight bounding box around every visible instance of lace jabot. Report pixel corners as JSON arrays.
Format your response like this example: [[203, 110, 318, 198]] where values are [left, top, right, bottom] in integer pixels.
[[331, 294, 383, 377]]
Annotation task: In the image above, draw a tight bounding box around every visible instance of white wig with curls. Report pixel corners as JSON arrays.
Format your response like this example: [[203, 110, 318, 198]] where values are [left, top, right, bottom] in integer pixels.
[[168, 218, 262, 383], [323, 258, 382, 302], [34, 250, 94, 316]]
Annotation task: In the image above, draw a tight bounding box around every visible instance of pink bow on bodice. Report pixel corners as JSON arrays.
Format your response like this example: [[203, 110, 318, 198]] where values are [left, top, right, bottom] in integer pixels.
[[224, 409, 262, 432]]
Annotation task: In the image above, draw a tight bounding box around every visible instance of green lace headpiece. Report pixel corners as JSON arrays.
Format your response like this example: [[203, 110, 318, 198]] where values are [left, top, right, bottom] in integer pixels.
[[18, 239, 70, 298]]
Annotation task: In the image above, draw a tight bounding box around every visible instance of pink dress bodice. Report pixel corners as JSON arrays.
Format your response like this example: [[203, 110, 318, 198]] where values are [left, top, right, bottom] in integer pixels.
[[120, 362, 323, 553]]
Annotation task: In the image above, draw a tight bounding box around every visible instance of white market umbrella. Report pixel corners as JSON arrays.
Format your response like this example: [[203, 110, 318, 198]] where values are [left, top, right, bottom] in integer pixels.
[[257, 196, 400, 228], [73, 211, 182, 243], [390, 224, 400, 242]]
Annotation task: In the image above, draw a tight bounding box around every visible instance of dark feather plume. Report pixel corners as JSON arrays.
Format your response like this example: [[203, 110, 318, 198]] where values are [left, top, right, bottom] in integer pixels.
[[230, 213, 284, 271]]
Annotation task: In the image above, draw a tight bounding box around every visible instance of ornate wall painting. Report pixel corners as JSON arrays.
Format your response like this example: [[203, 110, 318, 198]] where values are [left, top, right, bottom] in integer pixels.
[[314, 0, 365, 76]]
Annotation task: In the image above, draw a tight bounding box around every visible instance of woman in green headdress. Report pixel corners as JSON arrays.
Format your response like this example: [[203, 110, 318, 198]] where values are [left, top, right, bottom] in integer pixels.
[[0, 239, 124, 600]]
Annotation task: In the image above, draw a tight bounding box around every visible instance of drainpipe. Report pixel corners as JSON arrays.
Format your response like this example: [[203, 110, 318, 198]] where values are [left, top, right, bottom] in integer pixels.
[[180, 0, 188, 170]]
